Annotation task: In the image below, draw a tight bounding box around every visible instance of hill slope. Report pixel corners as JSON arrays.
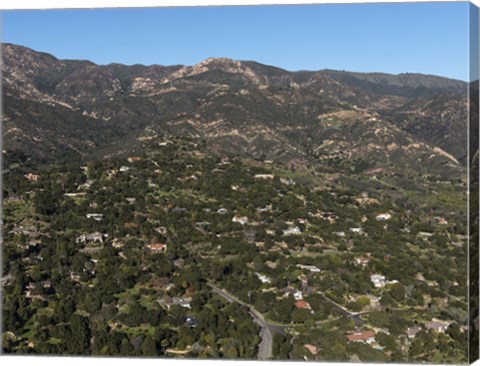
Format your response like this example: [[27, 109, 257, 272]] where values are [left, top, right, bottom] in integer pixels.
[[1, 43, 469, 177]]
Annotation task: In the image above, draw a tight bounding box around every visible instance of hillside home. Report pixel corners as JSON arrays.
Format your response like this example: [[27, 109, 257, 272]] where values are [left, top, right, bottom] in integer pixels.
[[172, 297, 192, 309], [256, 204, 273, 212], [370, 274, 398, 288], [296, 264, 321, 273], [375, 213, 392, 221], [406, 326, 422, 339], [76, 232, 106, 244], [346, 330, 375, 344], [232, 216, 249, 225], [295, 300, 312, 310], [86, 213, 104, 221], [304, 344, 319, 356], [283, 226, 301, 236], [355, 256, 370, 267], [425, 319, 452, 333], [280, 177, 296, 186], [349, 227, 364, 234], [254, 174, 275, 179], [24, 173, 40, 181], [172, 207, 187, 213], [146, 243, 167, 253], [255, 273, 272, 284]]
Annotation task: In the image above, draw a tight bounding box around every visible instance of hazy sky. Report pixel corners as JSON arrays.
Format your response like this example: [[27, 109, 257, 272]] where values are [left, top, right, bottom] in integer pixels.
[[1, 2, 471, 80]]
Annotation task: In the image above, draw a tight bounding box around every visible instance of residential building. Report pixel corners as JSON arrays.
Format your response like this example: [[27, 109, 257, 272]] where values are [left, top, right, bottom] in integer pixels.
[[346, 330, 375, 344]]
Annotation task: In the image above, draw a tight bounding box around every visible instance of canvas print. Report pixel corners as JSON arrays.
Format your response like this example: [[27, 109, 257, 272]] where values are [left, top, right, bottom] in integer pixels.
[[1, 1, 479, 363]]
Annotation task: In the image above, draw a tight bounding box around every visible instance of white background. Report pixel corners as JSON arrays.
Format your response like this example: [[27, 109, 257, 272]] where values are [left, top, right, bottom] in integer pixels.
[[0, 1, 479, 366]]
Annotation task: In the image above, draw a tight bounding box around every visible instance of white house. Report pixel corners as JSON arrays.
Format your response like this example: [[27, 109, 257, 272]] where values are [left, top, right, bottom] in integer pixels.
[[297, 264, 321, 273], [86, 213, 104, 221], [349, 227, 364, 234], [254, 174, 274, 179], [255, 273, 272, 284], [376, 213, 392, 221], [283, 226, 301, 236], [293, 291, 304, 300], [370, 274, 398, 288], [232, 216, 249, 225]]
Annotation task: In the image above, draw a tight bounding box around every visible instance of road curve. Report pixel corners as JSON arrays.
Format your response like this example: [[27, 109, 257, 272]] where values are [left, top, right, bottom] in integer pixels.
[[207, 283, 275, 360]]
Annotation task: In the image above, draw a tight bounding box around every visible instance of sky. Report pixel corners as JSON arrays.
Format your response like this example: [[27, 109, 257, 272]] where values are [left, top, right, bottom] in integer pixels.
[[0, 2, 472, 81]]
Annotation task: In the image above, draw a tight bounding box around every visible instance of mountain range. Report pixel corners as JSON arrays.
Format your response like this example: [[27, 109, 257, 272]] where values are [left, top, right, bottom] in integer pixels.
[[1, 43, 470, 178]]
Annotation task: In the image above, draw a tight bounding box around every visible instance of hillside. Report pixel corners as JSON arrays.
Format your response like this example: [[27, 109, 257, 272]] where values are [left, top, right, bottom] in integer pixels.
[[1, 43, 469, 178]]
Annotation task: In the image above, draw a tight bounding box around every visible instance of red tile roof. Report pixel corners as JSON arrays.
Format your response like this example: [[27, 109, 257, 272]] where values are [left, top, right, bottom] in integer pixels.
[[295, 300, 312, 310], [346, 330, 375, 342]]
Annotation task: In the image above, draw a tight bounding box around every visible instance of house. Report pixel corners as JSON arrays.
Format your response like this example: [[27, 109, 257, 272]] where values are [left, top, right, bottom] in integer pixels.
[[425, 319, 452, 333], [418, 231, 434, 239], [172, 207, 187, 213], [155, 226, 167, 235], [319, 211, 337, 220], [349, 227, 364, 234], [146, 243, 167, 253], [86, 213, 104, 221], [293, 291, 304, 301], [406, 326, 422, 339], [64, 192, 86, 198], [111, 239, 124, 249], [296, 264, 321, 273], [185, 316, 198, 328], [304, 344, 319, 356], [24, 173, 40, 181], [127, 156, 141, 163], [283, 226, 301, 236], [282, 287, 297, 297], [256, 204, 273, 213], [255, 273, 272, 284], [177, 175, 198, 182], [334, 231, 346, 237], [370, 274, 398, 288], [346, 330, 375, 344], [295, 300, 312, 310], [254, 174, 274, 179], [172, 297, 192, 309], [355, 193, 379, 206], [119, 166, 130, 172], [76, 232, 106, 244], [280, 177, 296, 186], [375, 213, 392, 221], [355, 256, 370, 267], [219, 157, 231, 166], [370, 274, 386, 288], [232, 216, 249, 225], [432, 216, 448, 225]]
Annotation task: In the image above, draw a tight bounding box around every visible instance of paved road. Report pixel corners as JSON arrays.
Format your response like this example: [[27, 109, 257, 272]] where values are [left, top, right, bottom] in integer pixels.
[[317, 292, 368, 327], [207, 283, 286, 360]]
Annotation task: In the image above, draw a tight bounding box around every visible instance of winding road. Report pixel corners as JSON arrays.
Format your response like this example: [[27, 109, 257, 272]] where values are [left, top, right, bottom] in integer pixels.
[[207, 283, 287, 360]]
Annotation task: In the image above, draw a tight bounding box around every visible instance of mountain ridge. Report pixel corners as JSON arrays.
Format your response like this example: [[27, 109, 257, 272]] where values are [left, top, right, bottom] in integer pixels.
[[1, 43, 469, 179]]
